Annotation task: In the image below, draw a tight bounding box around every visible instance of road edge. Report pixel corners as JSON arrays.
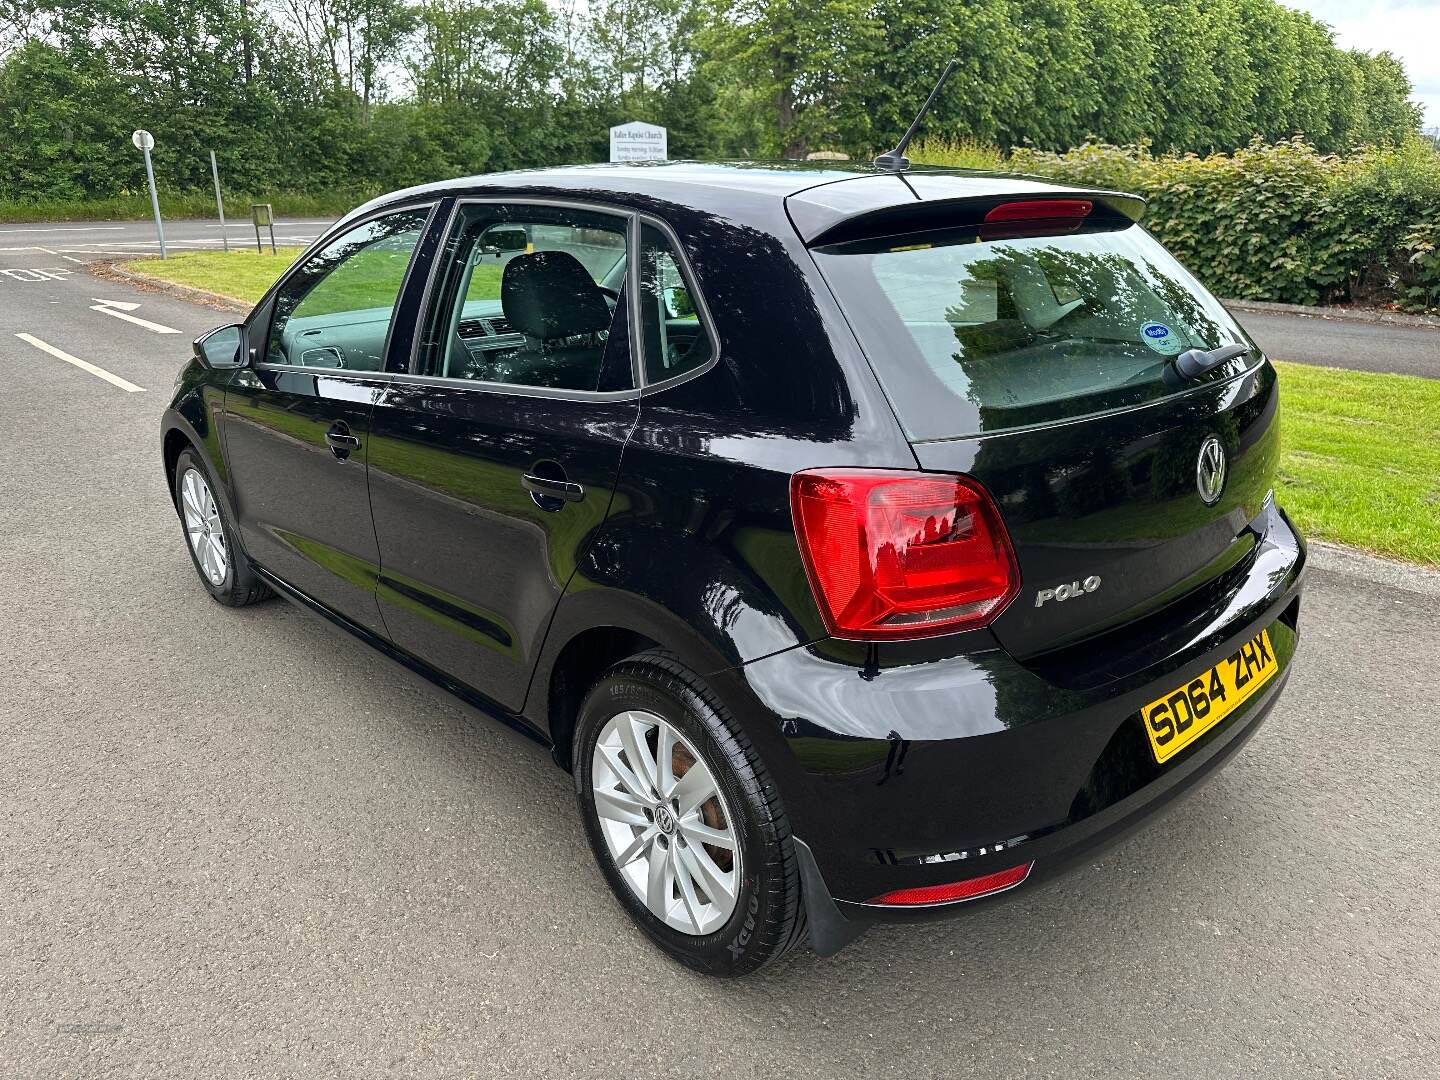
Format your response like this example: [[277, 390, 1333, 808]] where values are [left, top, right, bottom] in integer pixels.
[[88, 258, 253, 315], [1224, 297, 1440, 331], [1307, 540, 1440, 598]]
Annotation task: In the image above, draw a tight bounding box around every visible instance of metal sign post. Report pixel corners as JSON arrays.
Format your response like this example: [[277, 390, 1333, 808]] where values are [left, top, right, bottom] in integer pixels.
[[210, 150, 228, 252], [132, 129, 166, 259], [251, 204, 275, 254]]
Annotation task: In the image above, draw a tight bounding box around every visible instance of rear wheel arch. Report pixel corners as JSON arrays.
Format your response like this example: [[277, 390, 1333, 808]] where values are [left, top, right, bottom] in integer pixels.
[[542, 625, 660, 772]]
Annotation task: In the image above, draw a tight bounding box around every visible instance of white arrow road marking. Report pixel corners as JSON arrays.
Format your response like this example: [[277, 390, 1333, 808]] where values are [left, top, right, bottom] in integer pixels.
[[90, 298, 180, 334], [15, 333, 145, 393]]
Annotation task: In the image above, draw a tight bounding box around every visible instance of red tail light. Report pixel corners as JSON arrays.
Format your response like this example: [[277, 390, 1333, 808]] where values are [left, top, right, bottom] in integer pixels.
[[869, 862, 1033, 907], [790, 469, 1019, 640], [981, 198, 1092, 241]]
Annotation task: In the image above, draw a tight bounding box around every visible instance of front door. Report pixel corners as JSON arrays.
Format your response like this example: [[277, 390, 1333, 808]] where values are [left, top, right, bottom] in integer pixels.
[[224, 205, 434, 631], [366, 200, 639, 711]]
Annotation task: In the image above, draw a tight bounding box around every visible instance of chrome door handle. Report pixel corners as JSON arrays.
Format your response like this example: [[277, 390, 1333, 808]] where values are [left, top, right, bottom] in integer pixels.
[[325, 423, 361, 459], [522, 473, 584, 503]]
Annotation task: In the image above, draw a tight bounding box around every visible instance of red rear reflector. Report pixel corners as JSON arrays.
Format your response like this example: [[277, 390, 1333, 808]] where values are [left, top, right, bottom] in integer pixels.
[[981, 199, 1093, 241], [790, 469, 1019, 640], [869, 862, 1033, 907]]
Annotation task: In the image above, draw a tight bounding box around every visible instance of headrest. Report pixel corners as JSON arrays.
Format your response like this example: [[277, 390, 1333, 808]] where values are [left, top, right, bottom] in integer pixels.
[[501, 251, 613, 340]]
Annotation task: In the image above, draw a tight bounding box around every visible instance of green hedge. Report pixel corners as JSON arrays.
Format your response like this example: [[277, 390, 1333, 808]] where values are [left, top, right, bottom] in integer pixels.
[[915, 136, 1440, 313]]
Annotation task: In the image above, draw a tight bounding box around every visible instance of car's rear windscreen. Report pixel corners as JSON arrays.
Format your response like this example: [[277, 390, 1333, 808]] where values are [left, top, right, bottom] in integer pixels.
[[811, 220, 1256, 441]]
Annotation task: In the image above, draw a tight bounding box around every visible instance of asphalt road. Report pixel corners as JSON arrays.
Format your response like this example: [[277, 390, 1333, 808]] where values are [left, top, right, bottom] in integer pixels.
[[0, 218, 330, 259], [1234, 308, 1440, 379], [3, 242, 1440, 1079]]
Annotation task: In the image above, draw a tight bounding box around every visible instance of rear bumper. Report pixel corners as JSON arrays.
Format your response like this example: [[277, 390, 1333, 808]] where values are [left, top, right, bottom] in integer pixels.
[[722, 501, 1305, 954], [801, 659, 1290, 954]]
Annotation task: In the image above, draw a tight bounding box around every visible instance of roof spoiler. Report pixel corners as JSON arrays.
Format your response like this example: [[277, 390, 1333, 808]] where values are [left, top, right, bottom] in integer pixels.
[[787, 174, 1146, 246]]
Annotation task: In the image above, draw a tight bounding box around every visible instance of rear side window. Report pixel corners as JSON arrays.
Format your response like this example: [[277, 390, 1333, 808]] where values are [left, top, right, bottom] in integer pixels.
[[812, 221, 1254, 440], [637, 223, 714, 385], [416, 203, 628, 391]]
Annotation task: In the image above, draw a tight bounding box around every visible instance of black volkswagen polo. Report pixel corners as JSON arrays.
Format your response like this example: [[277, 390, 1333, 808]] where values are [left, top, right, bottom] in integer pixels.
[[161, 162, 1303, 976]]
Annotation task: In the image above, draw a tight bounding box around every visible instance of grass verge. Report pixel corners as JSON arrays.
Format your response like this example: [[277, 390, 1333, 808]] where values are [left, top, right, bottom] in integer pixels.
[[120, 247, 305, 304], [115, 249, 1440, 565], [120, 248, 505, 307], [1273, 361, 1439, 565]]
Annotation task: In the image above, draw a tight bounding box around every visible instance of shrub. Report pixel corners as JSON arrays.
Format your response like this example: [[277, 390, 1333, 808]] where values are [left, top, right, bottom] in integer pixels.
[[914, 136, 1440, 312]]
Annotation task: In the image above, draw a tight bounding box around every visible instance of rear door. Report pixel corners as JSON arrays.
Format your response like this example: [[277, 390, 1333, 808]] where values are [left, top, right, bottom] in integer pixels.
[[365, 199, 639, 711], [808, 201, 1278, 658], [224, 204, 434, 631]]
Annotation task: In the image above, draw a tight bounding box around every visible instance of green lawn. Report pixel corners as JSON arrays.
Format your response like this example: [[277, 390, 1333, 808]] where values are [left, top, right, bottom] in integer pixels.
[[1272, 361, 1439, 565], [121, 247, 305, 304], [126, 251, 1440, 566], [121, 248, 503, 309]]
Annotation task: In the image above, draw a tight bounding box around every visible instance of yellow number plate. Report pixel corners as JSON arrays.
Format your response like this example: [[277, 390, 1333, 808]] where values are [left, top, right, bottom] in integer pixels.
[[1141, 628, 1278, 764]]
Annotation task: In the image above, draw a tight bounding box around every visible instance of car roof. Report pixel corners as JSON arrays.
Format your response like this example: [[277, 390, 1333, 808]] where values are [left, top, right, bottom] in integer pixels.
[[353, 161, 1145, 244]]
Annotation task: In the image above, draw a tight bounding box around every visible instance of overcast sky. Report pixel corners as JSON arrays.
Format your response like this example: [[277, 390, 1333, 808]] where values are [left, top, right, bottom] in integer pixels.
[[1285, 0, 1440, 129]]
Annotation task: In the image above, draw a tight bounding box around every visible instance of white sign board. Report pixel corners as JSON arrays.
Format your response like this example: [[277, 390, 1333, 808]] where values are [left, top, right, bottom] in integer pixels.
[[609, 121, 667, 162], [132, 129, 155, 151]]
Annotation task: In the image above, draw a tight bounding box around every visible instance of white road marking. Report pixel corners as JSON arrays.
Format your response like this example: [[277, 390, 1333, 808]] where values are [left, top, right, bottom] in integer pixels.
[[60, 255, 85, 264], [90, 298, 181, 334], [14, 333, 145, 392], [36, 246, 59, 255], [1, 267, 74, 282], [0, 226, 126, 234]]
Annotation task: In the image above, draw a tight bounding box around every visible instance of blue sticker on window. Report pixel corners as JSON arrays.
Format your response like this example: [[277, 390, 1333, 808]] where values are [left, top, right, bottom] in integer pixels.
[[1140, 321, 1182, 355]]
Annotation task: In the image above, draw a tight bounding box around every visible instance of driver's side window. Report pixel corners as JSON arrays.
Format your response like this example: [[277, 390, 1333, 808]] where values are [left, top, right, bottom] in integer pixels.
[[265, 207, 430, 370]]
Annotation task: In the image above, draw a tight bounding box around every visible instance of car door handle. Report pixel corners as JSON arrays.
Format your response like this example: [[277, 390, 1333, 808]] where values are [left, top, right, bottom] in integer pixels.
[[325, 423, 361, 459], [522, 473, 584, 503]]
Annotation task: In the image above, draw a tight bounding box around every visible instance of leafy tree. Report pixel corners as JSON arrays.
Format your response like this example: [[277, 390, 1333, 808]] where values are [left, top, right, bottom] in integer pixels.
[[1074, 0, 1155, 145], [1354, 51, 1424, 146], [1143, 0, 1259, 152], [699, 0, 879, 158], [858, 0, 1030, 151], [996, 0, 1098, 150], [0, 0, 1424, 203]]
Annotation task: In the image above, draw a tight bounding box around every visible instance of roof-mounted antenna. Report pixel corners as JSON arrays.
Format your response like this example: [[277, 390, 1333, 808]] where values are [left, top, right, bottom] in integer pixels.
[[873, 59, 959, 173]]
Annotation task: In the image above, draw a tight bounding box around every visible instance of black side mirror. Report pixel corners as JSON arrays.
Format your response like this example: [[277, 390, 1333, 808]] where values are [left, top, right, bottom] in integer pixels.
[[194, 324, 245, 370]]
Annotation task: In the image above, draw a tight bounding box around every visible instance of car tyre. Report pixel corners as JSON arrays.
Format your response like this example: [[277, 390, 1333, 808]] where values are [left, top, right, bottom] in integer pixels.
[[173, 446, 272, 607], [575, 650, 808, 976]]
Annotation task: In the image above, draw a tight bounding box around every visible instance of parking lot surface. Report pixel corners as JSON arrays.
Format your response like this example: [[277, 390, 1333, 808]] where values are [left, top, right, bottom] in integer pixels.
[[2, 243, 1439, 1079]]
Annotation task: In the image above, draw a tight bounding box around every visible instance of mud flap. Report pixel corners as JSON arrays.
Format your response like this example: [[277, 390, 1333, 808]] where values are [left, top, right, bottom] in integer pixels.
[[794, 837, 869, 958]]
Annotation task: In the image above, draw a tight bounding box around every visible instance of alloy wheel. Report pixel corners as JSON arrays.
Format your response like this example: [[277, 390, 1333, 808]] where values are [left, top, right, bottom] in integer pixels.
[[180, 467, 229, 586], [591, 709, 741, 936]]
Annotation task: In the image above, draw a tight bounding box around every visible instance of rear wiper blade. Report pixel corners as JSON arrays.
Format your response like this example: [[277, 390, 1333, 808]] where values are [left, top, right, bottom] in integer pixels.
[[1165, 343, 1252, 385]]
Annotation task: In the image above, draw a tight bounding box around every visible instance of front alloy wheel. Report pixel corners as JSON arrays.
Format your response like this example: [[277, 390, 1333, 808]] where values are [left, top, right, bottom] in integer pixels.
[[180, 466, 228, 586], [171, 446, 271, 607], [591, 709, 741, 936]]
